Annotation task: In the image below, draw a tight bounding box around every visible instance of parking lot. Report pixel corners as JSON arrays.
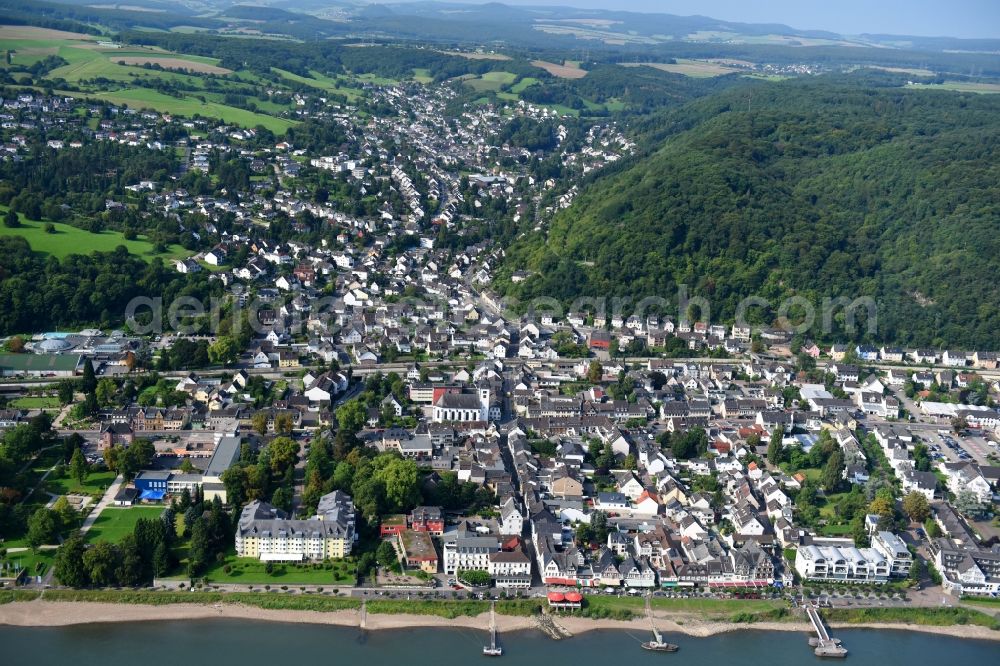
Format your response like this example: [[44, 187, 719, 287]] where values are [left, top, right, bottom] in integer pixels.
[[928, 430, 997, 466]]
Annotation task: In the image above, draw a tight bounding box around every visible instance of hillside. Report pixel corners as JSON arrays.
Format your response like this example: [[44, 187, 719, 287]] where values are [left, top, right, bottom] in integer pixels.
[[499, 74, 1000, 348]]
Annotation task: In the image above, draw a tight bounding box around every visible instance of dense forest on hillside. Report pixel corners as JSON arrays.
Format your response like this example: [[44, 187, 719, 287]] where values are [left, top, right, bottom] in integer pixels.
[[499, 74, 1000, 348], [0, 239, 219, 333], [120, 32, 547, 83]]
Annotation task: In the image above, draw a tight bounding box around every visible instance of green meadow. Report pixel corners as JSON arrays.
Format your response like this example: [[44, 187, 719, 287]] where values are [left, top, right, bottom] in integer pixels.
[[86, 507, 166, 544], [0, 209, 188, 261]]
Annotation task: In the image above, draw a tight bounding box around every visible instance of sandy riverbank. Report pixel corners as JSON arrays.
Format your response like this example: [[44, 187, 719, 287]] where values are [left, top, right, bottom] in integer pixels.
[[0, 600, 998, 641]]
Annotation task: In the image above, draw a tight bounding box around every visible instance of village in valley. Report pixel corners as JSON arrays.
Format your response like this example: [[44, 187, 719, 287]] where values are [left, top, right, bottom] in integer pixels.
[[1, 64, 999, 637]]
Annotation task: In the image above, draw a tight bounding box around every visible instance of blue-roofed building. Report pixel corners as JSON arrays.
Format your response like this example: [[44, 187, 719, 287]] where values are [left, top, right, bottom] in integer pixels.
[[134, 470, 170, 498]]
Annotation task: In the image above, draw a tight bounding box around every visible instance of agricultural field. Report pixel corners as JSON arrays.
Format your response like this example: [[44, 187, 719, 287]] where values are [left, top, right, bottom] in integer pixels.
[[440, 50, 511, 61], [464, 70, 518, 92], [86, 507, 166, 544], [68, 88, 296, 133], [111, 57, 232, 75], [510, 77, 541, 94], [0, 211, 189, 261], [271, 68, 365, 101], [624, 59, 741, 78], [907, 80, 1000, 94], [531, 59, 588, 79], [0, 25, 297, 132]]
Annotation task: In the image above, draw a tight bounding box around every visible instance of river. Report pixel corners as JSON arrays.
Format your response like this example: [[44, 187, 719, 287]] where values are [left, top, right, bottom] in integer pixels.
[[3, 620, 999, 664]]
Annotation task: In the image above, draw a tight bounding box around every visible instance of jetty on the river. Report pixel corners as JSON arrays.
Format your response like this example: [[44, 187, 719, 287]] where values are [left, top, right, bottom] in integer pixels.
[[805, 605, 847, 658], [483, 602, 502, 656]]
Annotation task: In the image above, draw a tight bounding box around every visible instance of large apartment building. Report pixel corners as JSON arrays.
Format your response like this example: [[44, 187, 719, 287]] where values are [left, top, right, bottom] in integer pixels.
[[933, 538, 1000, 596], [442, 534, 499, 574], [795, 542, 891, 583], [236, 490, 356, 561]]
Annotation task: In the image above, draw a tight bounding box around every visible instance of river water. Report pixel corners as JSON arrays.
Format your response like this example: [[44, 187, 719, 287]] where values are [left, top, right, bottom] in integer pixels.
[[2, 620, 998, 664]]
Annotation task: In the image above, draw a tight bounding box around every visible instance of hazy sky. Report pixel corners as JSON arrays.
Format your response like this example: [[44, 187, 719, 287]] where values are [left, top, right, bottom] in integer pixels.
[[396, 0, 1000, 39]]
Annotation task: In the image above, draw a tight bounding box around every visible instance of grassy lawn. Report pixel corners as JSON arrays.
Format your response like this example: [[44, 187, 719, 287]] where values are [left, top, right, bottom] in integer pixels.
[[45, 468, 117, 497], [87, 507, 165, 543], [203, 551, 357, 585], [0, 548, 54, 579], [9, 396, 61, 409], [0, 211, 188, 261], [412, 68, 433, 84]]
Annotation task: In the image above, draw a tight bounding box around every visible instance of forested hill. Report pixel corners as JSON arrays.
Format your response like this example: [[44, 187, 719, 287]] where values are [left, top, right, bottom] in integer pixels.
[[498, 74, 1000, 349]]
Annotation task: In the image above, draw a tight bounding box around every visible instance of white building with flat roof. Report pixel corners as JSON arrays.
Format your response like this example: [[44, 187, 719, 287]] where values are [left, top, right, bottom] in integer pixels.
[[795, 543, 890, 583]]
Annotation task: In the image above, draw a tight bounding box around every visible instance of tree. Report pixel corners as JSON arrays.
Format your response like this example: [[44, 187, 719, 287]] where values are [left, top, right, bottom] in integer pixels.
[[221, 465, 249, 508], [6, 335, 24, 353], [574, 520, 595, 545], [265, 437, 299, 476], [671, 427, 707, 460], [954, 490, 986, 519], [820, 448, 844, 493], [3, 208, 20, 228], [271, 486, 293, 512], [208, 336, 239, 366], [797, 482, 818, 512], [81, 359, 97, 394], [95, 378, 117, 407], [2, 424, 42, 462], [117, 534, 144, 587], [274, 412, 294, 435], [587, 360, 603, 383], [84, 540, 120, 587], [106, 439, 154, 481], [901, 491, 931, 523], [591, 510, 610, 544], [376, 540, 398, 569], [27, 507, 59, 549], [336, 399, 367, 435], [251, 411, 269, 436], [648, 371, 667, 391], [57, 380, 76, 405], [54, 534, 89, 587], [868, 495, 895, 519], [52, 495, 77, 530], [374, 456, 421, 513], [153, 540, 172, 577], [70, 446, 88, 486], [950, 415, 968, 434], [767, 426, 785, 466]]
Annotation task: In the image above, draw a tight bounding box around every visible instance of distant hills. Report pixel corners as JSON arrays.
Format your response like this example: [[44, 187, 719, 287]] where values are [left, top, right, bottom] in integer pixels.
[[21, 0, 1000, 53]]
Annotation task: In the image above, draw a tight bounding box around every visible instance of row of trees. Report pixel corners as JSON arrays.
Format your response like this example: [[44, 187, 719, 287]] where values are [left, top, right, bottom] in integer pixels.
[[54, 510, 178, 587]]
